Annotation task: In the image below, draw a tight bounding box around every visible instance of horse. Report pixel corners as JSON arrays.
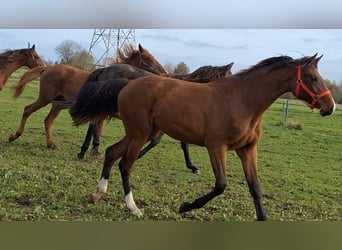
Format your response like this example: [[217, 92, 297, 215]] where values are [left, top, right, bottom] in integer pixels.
[[171, 64, 233, 82], [136, 63, 234, 173], [71, 54, 335, 220], [0, 45, 45, 90], [77, 62, 234, 175], [9, 44, 166, 149]]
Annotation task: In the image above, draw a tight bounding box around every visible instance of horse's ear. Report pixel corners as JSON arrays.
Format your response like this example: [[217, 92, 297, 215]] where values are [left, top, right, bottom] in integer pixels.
[[307, 53, 322, 66], [313, 54, 323, 65], [138, 44, 144, 53], [31, 44, 36, 50], [304, 53, 317, 66], [227, 62, 234, 70]]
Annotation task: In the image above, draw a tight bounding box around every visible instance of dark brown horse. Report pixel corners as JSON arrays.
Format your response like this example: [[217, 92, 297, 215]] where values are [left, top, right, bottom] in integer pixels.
[[172, 64, 233, 82], [73, 54, 335, 220], [77, 62, 234, 174], [9, 44, 166, 149], [0, 45, 45, 90]]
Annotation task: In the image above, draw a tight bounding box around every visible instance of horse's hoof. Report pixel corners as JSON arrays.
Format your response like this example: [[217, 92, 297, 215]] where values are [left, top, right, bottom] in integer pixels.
[[179, 202, 192, 214], [191, 168, 200, 174], [77, 153, 84, 160], [131, 208, 143, 217], [90, 149, 101, 157], [8, 134, 15, 142], [47, 144, 58, 150], [188, 166, 200, 174], [88, 193, 100, 204]]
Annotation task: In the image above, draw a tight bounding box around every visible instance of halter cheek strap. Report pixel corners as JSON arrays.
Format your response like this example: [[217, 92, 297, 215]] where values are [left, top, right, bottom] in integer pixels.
[[294, 66, 331, 109]]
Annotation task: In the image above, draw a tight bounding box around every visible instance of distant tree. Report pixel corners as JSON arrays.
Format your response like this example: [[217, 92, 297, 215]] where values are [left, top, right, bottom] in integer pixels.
[[106, 56, 118, 66], [325, 79, 342, 104], [44, 59, 55, 66], [174, 62, 190, 74], [69, 50, 95, 71], [55, 40, 94, 70], [164, 61, 175, 74], [55, 40, 82, 64]]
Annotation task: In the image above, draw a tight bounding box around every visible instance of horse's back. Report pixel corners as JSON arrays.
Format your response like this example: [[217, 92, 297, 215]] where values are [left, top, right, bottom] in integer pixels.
[[118, 75, 218, 145], [39, 65, 89, 97]]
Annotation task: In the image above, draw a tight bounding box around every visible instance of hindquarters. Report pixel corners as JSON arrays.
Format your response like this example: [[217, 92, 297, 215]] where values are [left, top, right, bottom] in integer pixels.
[[71, 78, 129, 126]]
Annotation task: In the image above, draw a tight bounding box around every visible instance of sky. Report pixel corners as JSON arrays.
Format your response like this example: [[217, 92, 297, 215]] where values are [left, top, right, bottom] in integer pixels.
[[1, 29, 342, 83], [1, 1, 342, 82]]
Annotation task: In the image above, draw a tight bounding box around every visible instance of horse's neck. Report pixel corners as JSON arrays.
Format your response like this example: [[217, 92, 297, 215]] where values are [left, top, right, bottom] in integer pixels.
[[231, 70, 294, 115], [0, 60, 25, 87]]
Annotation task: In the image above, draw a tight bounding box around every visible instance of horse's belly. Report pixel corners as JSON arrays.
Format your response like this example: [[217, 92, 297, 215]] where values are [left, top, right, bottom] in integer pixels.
[[154, 113, 205, 146]]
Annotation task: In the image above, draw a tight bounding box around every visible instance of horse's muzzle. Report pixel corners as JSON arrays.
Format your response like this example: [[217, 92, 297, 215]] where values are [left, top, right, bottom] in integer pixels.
[[320, 103, 336, 117]]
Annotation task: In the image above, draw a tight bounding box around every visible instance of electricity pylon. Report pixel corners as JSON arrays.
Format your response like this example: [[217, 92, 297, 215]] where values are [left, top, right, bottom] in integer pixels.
[[89, 29, 136, 68]]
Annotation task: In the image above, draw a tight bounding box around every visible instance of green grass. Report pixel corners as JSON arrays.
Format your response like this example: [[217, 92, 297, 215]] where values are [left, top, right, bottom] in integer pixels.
[[0, 71, 341, 221]]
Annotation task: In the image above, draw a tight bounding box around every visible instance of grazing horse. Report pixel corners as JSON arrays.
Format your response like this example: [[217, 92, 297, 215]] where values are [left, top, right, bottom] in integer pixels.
[[77, 62, 234, 174], [9, 44, 166, 149], [0, 45, 45, 90], [72, 54, 335, 220]]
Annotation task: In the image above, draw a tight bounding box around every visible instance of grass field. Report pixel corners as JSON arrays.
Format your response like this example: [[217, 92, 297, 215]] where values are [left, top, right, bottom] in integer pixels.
[[0, 70, 341, 221]]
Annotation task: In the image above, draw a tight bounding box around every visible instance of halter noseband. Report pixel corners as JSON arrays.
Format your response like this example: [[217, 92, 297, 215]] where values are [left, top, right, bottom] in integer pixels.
[[294, 66, 331, 109]]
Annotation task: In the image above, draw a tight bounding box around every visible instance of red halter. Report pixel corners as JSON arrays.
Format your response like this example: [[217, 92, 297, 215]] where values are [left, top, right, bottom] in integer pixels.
[[294, 66, 331, 109]]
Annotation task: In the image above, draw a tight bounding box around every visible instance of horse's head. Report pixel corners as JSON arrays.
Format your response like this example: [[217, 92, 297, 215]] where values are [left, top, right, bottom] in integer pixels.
[[137, 44, 168, 76], [293, 54, 335, 116], [24, 45, 46, 68]]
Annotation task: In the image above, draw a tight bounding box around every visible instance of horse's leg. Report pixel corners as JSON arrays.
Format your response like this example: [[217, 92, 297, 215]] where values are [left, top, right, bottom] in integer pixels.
[[137, 131, 164, 159], [9, 99, 49, 142], [179, 144, 227, 213], [77, 123, 93, 160], [236, 144, 267, 221], [90, 120, 102, 156], [118, 139, 146, 217], [89, 137, 128, 203], [180, 142, 199, 174], [44, 105, 61, 149]]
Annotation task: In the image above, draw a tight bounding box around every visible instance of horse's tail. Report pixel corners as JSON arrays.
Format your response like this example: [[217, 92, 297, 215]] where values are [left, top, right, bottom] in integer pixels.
[[70, 78, 129, 126], [11, 66, 47, 98]]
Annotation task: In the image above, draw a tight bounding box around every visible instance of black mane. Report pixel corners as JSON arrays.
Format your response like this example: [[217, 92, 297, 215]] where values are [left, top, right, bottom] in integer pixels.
[[235, 55, 314, 76]]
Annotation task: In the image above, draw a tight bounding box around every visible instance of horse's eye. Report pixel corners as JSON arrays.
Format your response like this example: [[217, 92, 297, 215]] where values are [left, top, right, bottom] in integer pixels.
[[310, 76, 317, 81]]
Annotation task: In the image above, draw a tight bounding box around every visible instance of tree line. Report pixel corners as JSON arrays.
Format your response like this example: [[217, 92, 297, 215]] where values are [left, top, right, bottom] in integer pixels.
[[49, 39, 342, 104]]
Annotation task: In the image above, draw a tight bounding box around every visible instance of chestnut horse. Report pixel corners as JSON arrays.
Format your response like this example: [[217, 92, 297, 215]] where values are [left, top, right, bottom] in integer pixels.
[[9, 44, 166, 149], [0, 45, 45, 90], [77, 62, 234, 174], [73, 54, 335, 220]]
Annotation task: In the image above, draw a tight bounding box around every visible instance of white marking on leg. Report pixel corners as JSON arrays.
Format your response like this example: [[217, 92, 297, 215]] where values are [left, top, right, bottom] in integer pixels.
[[125, 191, 142, 217], [98, 178, 108, 194], [90, 178, 108, 203]]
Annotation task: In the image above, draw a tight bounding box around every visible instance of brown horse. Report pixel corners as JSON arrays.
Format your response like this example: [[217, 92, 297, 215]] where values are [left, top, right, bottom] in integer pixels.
[[77, 62, 234, 173], [80, 54, 335, 220], [9, 44, 166, 149], [0, 45, 45, 90], [137, 63, 234, 173]]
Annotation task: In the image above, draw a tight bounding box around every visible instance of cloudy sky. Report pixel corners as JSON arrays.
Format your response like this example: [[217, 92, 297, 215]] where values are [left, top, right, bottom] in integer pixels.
[[1, 29, 342, 82], [1, 1, 342, 82]]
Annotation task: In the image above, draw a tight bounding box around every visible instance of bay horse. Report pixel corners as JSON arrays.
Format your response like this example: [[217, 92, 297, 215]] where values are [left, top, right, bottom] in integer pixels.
[[73, 54, 335, 220], [77, 62, 234, 175], [9, 44, 166, 149], [0, 45, 45, 90]]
